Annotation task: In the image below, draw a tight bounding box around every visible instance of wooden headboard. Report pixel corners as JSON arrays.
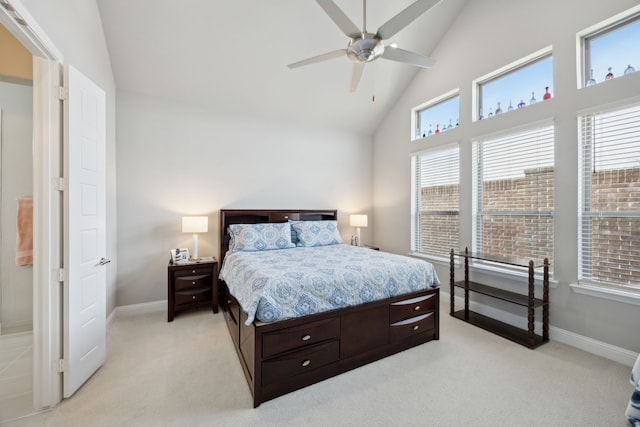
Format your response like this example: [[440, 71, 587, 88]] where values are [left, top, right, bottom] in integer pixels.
[[219, 209, 338, 263]]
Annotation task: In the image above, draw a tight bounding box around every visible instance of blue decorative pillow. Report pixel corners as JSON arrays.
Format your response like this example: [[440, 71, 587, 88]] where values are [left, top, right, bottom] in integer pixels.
[[228, 223, 296, 252], [291, 220, 343, 247]]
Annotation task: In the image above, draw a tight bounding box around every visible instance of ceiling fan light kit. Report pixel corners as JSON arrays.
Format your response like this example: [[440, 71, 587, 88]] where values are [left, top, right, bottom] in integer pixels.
[[347, 33, 384, 63], [289, 0, 441, 92]]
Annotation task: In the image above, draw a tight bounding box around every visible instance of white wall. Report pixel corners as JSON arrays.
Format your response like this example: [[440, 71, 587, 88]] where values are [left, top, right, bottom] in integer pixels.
[[115, 90, 373, 306], [0, 81, 32, 333], [373, 0, 640, 352], [20, 0, 118, 315]]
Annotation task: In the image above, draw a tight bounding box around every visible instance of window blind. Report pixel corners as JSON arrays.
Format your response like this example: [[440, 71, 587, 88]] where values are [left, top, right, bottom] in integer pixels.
[[412, 146, 459, 258], [579, 103, 640, 289], [473, 125, 554, 269]]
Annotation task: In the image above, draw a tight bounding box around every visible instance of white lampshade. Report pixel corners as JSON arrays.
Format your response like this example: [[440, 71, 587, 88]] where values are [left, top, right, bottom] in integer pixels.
[[182, 216, 208, 233], [350, 214, 368, 228], [182, 216, 208, 259]]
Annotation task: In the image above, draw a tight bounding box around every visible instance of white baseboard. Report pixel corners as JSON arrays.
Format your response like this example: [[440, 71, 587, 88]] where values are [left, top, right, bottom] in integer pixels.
[[109, 293, 639, 367], [440, 289, 639, 367], [107, 300, 166, 332], [115, 300, 166, 318]]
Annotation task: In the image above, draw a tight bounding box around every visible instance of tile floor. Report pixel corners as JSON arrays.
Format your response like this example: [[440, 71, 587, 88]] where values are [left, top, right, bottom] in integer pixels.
[[0, 332, 33, 423]]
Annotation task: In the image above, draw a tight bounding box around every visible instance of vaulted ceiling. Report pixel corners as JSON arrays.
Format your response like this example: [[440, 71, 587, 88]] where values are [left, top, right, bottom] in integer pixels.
[[96, 0, 467, 135]]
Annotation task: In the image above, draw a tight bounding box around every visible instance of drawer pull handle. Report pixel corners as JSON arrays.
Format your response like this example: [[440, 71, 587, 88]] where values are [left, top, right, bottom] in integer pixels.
[[301, 359, 311, 367], [192, 281, 196, 285], [414, 305, 420, 311], [302, 335, 311, 341], [192, 270, 196, 273], [192, 295, 196, 300], [413, 325, 419, 331]]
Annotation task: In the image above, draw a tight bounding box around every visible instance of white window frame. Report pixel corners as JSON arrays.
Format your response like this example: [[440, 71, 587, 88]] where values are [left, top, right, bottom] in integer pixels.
[[472, 46, 553, 122], [472, 121, 555, 274], [576, 4, 640, 89], [577, 99, 640, 297], [411, 142, 460, 262], [411, 89, 459, 141]]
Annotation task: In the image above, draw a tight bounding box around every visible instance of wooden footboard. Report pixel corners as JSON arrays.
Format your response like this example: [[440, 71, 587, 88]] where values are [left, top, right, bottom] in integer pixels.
[[221, 281, 439, 407]]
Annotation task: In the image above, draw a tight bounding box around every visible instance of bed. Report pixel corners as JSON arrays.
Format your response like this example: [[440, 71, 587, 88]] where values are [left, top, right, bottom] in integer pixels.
[[218, 209, 440, 407], [628, 353, 640, 426]]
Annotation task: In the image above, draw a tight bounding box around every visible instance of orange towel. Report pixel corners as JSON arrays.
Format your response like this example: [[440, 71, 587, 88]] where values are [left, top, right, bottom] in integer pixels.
[[16, 197, 33, 266]]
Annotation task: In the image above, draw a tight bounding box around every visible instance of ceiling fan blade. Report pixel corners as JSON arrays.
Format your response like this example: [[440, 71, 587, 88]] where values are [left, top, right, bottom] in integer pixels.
[[350, 62, 366, 92], [288, 49, 347, 68], [376, 0, 441, 40], [381, 47, 435, 68], [315, 0, 362, 39]]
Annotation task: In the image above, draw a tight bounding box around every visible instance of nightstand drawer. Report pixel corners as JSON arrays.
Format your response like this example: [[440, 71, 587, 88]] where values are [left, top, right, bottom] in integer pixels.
[[175, 288, 212, 306], [389, 292, 437, 324], [174, 273, 211, 291]]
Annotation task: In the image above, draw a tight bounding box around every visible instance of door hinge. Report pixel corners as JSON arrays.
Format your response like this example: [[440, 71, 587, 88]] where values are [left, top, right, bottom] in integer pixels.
[[58, 359, 65, 373], [58, 268, 65, 282], [58, 86, 68, 100], [57, 177, 64, 191]]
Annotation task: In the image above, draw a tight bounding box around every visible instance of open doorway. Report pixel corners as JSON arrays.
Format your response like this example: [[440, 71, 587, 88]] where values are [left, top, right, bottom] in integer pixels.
[[0, 0, 64, 420], [0, 20, 35, 421]]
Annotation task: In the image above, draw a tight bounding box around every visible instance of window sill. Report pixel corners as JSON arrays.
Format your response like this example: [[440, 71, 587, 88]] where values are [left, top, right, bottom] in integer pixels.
[[570, 283, 640, 306]]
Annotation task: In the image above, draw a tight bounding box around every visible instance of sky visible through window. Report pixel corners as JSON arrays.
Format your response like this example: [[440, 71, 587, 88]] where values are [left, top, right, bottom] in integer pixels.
[[586, 17, 640, 86], [415, 15, 639, 140], [480, 56, 553, 119], [416, 96, 459, 138]]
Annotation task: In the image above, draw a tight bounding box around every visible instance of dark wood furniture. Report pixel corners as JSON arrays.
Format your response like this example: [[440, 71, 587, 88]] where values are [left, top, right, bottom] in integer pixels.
[[167, 260, 218, 322], [219, 209, 440, 407], [449, 248, 549, 349]]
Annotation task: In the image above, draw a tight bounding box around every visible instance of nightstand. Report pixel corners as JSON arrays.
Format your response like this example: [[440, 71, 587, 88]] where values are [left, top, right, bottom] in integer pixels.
[[167, 260, 218, 322]]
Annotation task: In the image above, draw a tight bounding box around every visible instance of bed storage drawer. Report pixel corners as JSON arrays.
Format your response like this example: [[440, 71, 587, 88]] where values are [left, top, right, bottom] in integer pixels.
[[389, 312, 436, 342], [262, 317, 340, 358], [389, 292, 437, 324], [262, 340, 339, 385]]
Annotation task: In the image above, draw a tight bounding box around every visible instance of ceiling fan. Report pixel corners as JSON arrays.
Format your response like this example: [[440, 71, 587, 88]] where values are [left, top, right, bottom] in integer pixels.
[[288, 0, 440, 92]]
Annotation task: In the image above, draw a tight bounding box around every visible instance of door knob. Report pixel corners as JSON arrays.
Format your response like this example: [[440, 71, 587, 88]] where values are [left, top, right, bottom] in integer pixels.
[[98, 257, 111, 266]]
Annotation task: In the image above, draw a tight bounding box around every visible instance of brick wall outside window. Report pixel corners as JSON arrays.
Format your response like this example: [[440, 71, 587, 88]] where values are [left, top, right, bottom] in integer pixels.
[[420, 164, 640, 285]]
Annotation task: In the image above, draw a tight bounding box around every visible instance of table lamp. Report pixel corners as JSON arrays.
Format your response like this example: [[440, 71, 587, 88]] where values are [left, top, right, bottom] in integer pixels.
[[182, 216, 208, 259], [349, 214, 368, 246]]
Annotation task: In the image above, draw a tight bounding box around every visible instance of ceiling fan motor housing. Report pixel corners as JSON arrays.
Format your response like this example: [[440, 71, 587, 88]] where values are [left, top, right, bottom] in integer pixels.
[[347, 33, 384, 63]]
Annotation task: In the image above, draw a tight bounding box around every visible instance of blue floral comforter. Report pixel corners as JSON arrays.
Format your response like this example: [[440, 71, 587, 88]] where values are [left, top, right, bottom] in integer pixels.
[[219, 244, 440, 325]]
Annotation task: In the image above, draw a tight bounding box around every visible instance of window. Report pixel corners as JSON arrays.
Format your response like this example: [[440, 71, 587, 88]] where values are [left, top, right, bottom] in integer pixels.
[[475, 50, 553, 121], [578, 103, 640, 289], [411, 145, 459, 258], [413, 92, 459, 140], [472, 124, 554, 270], [581, 13, 640, 88]]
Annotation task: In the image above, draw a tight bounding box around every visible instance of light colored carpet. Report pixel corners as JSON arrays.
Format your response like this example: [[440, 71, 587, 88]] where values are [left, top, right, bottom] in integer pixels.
[[3, 303, 633, 427]]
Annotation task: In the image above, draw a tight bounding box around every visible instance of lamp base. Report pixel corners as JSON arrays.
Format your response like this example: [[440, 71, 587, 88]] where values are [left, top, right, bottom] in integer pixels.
[[192, 233, 199, 259]]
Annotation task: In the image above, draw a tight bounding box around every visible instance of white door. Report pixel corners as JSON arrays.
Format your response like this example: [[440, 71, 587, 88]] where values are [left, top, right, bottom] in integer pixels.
[[62, 65, 107, 398]]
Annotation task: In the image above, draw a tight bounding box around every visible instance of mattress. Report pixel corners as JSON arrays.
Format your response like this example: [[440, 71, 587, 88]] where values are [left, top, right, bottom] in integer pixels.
[[219, 243, 440, 325]]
